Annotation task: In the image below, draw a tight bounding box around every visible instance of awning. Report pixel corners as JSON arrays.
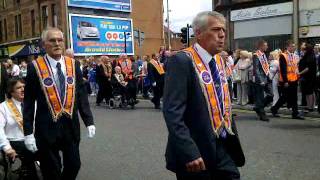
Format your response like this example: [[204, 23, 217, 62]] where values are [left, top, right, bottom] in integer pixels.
[[8, 42, 45, 57]]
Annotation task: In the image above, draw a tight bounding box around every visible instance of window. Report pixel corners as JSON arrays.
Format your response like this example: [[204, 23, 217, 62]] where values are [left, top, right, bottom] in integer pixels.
[[14, 14, 22, 38], [42, 6, 48, 29], [2, 0, 6, 9], [31, 10, 35, 36], [0, 20, 2, 41], [51, 4, 57, 27], [4, 18, 7, 40]]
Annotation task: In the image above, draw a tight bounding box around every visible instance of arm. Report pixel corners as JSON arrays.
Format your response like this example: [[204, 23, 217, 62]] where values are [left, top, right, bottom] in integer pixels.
[[279, 54, 288, 83], [0, 105, 11, 151], [23, 63, 37, 136], [252, 55, 261, 84], [163, 53, 201, 164], [76, 61, 94, 127], [147, 63, 155, 84]]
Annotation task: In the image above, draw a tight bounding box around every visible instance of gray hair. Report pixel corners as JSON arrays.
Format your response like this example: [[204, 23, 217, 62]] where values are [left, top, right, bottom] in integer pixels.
[[41, 27, 64, 42], [192, 11, 226, 35], [65, 48, 74, 55]]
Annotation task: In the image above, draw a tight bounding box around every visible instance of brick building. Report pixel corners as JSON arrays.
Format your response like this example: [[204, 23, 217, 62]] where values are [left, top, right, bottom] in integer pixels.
[[0, 0, 164, 61]]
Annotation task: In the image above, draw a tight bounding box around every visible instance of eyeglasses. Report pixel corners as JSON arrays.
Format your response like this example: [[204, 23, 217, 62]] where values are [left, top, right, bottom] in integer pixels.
[[48, 38, 64, 44]]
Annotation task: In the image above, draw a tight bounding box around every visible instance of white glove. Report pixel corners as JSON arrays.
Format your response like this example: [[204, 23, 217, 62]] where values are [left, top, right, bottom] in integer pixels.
[[24, 134, 38, 153], [152, 82, 156, 87], [87, 125, 96, 138]]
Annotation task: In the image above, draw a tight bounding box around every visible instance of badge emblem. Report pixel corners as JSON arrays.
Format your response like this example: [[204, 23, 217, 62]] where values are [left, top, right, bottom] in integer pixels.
[[43, 77, 53, 87], [201, 71, 212, 84], [67, 77, 74, 85]]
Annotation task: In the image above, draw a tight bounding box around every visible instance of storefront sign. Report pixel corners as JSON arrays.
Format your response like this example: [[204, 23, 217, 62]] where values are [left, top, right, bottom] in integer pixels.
[[300, 9, 320, 26], [68, 0, 131, 12], [231, 2, 293, 21], [69, 14, 134, 56]]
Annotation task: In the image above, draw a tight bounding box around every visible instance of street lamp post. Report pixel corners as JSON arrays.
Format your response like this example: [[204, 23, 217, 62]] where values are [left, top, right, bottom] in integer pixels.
[[167, 0, 171, 50]]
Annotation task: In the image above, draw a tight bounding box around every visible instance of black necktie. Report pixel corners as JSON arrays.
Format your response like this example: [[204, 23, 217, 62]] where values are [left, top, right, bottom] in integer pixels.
[[56, 62, 65, 103], [209, 58, 227, 138], [209, 58, 224, 113]]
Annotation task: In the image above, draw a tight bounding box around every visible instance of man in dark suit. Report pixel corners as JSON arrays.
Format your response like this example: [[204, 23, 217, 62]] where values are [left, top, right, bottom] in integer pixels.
[[252, 40, 273, 121], [163, 11, 245, 180], [0, 63, 8, 103], [23, 27, 95, 180], [148, 53, 165, 109]]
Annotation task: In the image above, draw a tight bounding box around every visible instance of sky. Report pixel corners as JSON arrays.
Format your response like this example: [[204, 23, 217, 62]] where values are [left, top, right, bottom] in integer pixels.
[[163, 0, 213, 33]]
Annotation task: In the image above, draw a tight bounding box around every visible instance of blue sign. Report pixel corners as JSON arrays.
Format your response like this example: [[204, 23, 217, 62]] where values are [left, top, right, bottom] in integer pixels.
[[68, 0, 131, 12], [69, 14, 134, 56]]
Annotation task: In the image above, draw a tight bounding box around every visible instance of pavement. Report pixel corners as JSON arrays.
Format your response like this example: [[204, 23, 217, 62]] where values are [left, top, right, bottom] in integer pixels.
[[75, 98, 320, 180]]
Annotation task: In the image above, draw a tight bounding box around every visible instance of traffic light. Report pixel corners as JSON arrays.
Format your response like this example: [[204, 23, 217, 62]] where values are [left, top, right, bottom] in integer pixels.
[[180, 27, 188, 44]]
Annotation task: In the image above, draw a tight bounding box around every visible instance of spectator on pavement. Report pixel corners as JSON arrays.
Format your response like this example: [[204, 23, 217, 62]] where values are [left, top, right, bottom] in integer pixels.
[[234, 50, 251, 105]]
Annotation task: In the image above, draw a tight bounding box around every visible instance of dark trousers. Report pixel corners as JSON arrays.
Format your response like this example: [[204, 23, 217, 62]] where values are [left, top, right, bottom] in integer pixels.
[[10, 141, 38, 179], [96, 81, 112, 104], [254, 83, 273, 114], [151, 81, 164, 107], [38, 139, 81, 180], [272, 82, 299, 116], [176, 170, 240, 180]]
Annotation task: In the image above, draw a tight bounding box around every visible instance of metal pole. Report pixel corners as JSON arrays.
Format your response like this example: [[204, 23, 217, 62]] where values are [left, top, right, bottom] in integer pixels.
[[167, 0, 171, 50], [293, 0, 299, 47], [124, 32, 127, 54], [187, 24, 190, 47]]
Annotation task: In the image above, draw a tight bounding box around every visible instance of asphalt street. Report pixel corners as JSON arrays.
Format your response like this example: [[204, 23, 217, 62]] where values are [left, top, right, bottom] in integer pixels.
[[76, 98, 320, 180]]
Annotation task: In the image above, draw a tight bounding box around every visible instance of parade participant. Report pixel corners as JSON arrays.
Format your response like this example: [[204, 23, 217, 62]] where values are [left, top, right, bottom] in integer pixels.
[[23, 27, 95, 180], [163, 11, 245, 180], [0, 78, 38, 179], [271, 40, 304, 119], [148, 53, 165, 109], [0, 62, 8, 103], [65, 48, 74, 59], [96, 56, 112, 106], [252, 40, 273, 121]]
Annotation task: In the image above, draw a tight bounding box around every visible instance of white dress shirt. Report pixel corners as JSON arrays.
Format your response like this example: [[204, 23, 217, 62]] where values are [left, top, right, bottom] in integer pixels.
[[194, 43, 214, 73], [0, 98, 24, 151], [45, 54, 66, 84], [11, 64, 20, 77]]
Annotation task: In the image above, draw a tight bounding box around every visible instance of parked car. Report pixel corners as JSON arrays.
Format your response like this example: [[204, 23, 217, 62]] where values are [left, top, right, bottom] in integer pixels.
[[77, 21, 100, 40]]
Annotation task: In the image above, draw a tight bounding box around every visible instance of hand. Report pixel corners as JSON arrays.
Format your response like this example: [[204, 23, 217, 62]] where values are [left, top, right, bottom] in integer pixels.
[[87, 125, 96, 138], [24, 134, 38, 153], [260, 82, 265, 86], [4, 148, 17, 162], [152, 82, 156, 87], [186, 157, 206, 172], [284, 82, 289, 88]]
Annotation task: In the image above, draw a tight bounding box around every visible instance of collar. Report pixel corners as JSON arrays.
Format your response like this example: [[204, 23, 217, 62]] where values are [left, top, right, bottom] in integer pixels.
[[11, 98, 22, 107], [194, 43, 213, 65], [46, 54, 64, 68]]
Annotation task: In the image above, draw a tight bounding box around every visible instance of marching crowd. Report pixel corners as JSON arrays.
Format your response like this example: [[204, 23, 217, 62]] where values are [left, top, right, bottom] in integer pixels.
[[0, 11, 319, 180]]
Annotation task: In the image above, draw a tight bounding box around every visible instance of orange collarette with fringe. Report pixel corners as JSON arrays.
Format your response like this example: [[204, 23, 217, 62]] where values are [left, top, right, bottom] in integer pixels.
[[33, 56, 76, 121], [184, 46, 233, 137], [6, 99, 23, 130]]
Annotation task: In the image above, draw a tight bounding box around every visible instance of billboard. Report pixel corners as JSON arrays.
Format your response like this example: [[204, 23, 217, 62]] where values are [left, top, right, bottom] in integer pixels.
[[69, 14, 134, 56], [68, 0, 131, 12]]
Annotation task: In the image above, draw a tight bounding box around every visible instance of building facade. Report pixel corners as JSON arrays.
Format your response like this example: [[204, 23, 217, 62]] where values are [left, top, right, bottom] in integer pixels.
[[214, 0, 308, 51], [0, 0, 164, 61]]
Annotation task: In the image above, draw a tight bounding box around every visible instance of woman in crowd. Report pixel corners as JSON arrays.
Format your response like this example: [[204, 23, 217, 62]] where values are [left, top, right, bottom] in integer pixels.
[[234, 50, 251, 105], [269, 50, 281, 106], [299, 43, 317, 112], [0, 78, 38, 179]]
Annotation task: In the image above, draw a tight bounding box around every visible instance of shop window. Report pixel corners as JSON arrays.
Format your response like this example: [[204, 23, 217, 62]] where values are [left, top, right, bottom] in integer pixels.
[[51, 4, 57, 27], [42, 6, 48, 29]]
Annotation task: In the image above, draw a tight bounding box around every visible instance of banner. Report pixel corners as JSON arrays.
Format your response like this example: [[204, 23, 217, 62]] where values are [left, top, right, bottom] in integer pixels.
[[68, 0, 131, 12], [69, 14, 134, 56]]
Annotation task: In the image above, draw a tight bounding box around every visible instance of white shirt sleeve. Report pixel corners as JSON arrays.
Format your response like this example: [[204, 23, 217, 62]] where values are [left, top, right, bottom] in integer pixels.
[[0, 104, 11, 151]]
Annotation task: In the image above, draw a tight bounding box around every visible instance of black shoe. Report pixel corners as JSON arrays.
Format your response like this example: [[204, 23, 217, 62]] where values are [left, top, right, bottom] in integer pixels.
[[155, 105, 160, 109], [96, 103, 101, 106], [271, 106, 280, 117], [292, 115, 304, 120], [259, 113, 269, 121]]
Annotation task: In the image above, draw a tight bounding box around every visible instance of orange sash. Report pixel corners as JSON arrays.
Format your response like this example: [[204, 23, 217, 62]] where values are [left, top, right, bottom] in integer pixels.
[[33, 56, 76, 121], [256, 50, 270, 76], [150, 59, 165, 75], [6, 99, 23, 130], [184, 46, 233, 137]]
